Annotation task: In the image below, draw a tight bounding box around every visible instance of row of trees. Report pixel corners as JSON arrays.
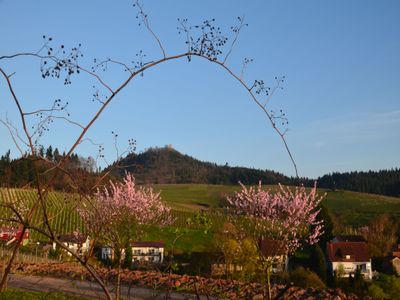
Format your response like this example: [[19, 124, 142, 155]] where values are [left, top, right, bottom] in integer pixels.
[[318, 169, 400, 197], [0, 146, 294, 189], [4, 145, 399, 198], [0, 149, 96, 190]]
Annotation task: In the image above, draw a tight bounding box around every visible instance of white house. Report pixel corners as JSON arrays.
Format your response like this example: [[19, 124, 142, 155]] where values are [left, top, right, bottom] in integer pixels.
[[54, 234, 90, 256], [327, 235, 372, 280], [391, 244, 400, 275], [392, 257, 400, 275], [131, 241, 165, 263], [100, 241, 165, 263], [101, 245, 115, 261]]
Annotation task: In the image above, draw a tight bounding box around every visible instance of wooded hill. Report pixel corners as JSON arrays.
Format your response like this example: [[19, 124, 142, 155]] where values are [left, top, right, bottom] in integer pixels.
[[109, 146, 297, 185]]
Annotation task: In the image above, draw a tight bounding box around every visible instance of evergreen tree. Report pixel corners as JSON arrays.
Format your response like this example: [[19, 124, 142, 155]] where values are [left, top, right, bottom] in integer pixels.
[[38, 145, 45, 157], [53, 148, 61, 162], [353, 267, 365, 295], [310, 244, 328, 283], [123, 243, 133, 269], [317, 205, 334, 248], [46, 145, 53, 161]]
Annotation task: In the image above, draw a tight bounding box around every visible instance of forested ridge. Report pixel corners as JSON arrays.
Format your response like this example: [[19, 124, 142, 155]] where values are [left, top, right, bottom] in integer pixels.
[[1, 146, 399, 197], [317, 169, 400, 197]]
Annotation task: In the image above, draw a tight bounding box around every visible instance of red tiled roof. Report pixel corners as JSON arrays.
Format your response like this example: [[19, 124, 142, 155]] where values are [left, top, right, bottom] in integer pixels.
[[131, 241, 164, 248], [327, 239, 370, 262], [333, 235, 366, 242], [58, 234, 88, 244], [0, 227, 29, 241], [392, 244, 400, 258]]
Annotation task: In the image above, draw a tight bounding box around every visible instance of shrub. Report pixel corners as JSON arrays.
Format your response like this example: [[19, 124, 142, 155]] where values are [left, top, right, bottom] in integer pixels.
[[368, 283, 387, 300], [388, 276, 400, 300], [48, 248, 61, 260], [289, 267, 326, 289]]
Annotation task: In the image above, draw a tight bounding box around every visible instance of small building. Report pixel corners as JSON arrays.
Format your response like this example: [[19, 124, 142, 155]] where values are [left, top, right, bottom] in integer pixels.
[[101, 245, 115, 261], [392, 257, 400, 275], [327, 235, 372, 279], [131, 241, 165, 263], [259, 239, 289, 273], [392, 244, 400, 258], [391, 244, 400, 275], [100, 241, 165, 263], [0, 227, 29, 246], [54, 234, 90, 256]]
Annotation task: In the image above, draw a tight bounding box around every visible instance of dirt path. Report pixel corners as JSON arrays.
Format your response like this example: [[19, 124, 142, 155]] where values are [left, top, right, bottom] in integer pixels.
[[7, 273, 219, 299]]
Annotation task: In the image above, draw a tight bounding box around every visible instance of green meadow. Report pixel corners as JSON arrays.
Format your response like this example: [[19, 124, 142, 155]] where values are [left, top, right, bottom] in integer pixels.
[[1, 185, 400, 252]]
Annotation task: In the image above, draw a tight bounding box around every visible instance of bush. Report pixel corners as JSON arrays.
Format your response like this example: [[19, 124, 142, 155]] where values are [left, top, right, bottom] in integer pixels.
[[388, 276, 400, 300], [48, 248, 61, 260], [368, 284, 387, 300], [289, 267, 326, 289], [367, 274, 400, 300]]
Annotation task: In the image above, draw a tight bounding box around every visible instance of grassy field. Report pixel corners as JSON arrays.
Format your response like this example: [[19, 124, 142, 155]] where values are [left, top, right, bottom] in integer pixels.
[[1, 185, 400, 251], [0, 289, 89, 300], [154, 184, 400, 227], [152, 184, 238, 211], [322, 189, 400, 227]]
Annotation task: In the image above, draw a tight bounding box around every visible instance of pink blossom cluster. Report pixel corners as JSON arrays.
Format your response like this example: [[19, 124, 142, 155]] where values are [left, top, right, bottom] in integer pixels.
[[227, 182, 324, 255], [78, 173, 173, 242]]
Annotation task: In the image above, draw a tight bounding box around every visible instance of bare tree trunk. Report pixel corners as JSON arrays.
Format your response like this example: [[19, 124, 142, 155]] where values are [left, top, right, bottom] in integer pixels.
[[116, 258, 121, 300], [266, 265, 272, 300], [165, 268, 172, 300], [194, 282, 201, 300]]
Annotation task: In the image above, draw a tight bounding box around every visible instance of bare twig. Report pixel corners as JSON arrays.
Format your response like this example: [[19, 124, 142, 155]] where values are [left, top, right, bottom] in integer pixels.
[[223, 16, 247, 64], [134, 0, 166, 58]]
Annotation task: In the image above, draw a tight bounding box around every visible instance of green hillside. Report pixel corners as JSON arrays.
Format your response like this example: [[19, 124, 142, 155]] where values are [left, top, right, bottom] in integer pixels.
[[154, 184, 400, 227], [1, 185, 400, 251], [322, 189, 400, 227]]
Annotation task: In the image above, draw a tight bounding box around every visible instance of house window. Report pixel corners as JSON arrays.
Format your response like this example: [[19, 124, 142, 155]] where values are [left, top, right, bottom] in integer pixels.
[[360, 264, 367, 272], [345, 255, 350, 259]]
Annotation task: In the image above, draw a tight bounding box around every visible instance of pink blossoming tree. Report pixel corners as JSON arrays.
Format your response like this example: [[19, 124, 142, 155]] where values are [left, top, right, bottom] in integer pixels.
[[227, 182, 325, 300], [78, 172, 173, 300]]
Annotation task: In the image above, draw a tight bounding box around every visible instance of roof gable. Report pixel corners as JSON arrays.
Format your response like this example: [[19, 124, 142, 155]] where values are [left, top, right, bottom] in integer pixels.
[[327, 239, 370, 262], [58, 234, 88, 244], [333, 235, 366, 242]]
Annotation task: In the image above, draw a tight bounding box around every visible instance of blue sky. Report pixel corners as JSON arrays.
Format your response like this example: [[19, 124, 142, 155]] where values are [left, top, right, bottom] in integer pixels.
[[0, 0, 399, 178]]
